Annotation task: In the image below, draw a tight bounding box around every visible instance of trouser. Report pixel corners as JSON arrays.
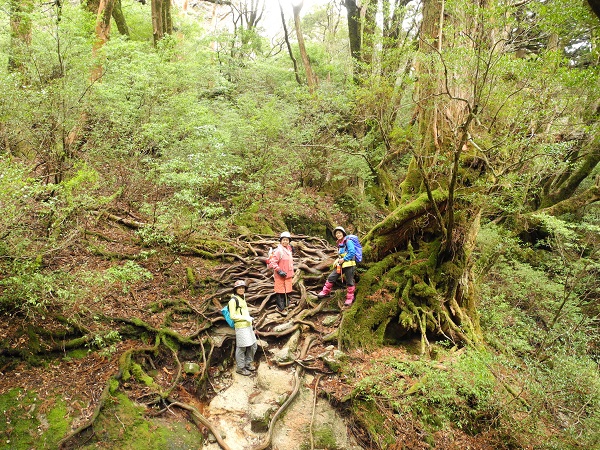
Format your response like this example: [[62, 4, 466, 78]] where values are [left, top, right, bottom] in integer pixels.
[[326, 265, 355, 286], [275, 293, 288, 309], [236, 342, 257, 369]]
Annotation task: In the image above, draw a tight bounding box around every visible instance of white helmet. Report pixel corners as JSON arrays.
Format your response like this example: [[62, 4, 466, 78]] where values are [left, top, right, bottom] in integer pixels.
[[333, 226, 346, 236], [280, 231, 291, 241], [233, 280, 246, 289]]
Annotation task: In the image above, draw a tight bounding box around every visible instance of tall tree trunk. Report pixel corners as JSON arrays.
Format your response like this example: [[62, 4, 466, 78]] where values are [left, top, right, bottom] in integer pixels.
[[152, 0, 165, 45], [8, 0, 33, 73], [91, 0, 115, 82], [112, 0, 130, 36], [344, 0, 361, 81], [361, 0, 377, 70], [539, 139, 600, 209], [292, 1, 317, 93], [279, 0, 302, 86]]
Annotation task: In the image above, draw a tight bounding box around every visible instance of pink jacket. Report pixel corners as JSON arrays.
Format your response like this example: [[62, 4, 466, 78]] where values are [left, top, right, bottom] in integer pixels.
[[269, 244, 294, 293]]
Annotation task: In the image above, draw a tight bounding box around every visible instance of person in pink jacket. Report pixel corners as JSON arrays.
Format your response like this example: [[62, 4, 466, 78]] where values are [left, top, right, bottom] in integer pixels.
[[268, 231, 294, 314]]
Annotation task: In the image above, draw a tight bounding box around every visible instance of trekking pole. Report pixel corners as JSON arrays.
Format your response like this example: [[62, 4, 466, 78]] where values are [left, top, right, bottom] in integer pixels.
[[259, 337, 271, 369], [284, 274, 289, 308]]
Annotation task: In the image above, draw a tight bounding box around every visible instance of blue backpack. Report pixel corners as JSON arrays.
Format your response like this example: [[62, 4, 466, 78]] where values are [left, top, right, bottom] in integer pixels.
[[345, 235, 363, 263], [221, 297, 240, 328]]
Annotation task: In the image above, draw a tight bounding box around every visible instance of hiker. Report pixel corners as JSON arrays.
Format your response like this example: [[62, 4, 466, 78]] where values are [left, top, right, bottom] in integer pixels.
[[268, 231, 294, 314], [317, 226, 356, 306], [228, 280, 257, 376]]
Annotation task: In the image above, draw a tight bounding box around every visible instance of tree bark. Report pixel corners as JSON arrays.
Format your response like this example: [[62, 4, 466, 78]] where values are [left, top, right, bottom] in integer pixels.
[[151, 0, 169, 46], [344, 0, 361, 82], [112, 0, 130, 37], [91, 0, 115, 82], [292, 1, 317, 93], [8, 0, 33, 73], [539, 141, 600, 209], [279, 0, 302, 85]]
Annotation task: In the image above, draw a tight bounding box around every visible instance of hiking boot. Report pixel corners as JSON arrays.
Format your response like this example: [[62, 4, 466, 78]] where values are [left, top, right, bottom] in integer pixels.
[[317, 281, 333, 298], [246, 363, 257, 371], [277, 307, 288, 316], [236, 368, 252, 376]]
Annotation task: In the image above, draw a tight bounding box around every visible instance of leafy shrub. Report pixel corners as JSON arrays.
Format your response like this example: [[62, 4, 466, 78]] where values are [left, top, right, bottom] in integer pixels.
[[102, 261, 153, 293], [0, 263, 80, 314], [351, 349, 499, 436]]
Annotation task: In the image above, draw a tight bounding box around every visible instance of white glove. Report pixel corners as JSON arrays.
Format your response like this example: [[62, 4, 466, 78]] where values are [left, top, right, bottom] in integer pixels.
[[244, 316, 253, 322]]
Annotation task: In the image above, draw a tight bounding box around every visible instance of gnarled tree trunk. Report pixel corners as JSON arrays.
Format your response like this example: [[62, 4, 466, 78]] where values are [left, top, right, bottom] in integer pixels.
[[340, 0, 486, 354]]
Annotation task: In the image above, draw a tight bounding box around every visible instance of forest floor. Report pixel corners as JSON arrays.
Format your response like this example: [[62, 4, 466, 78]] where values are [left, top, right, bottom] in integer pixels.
[[0, 209, 501, 449]]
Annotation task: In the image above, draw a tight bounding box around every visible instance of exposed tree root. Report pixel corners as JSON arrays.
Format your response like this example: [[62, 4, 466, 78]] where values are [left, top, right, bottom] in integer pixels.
[[251, 335, 316, 450], [91, 210, 145, 229], [49, 234, 340, 448], [167, 400, 232, 450], [57, 376, 114, 449]]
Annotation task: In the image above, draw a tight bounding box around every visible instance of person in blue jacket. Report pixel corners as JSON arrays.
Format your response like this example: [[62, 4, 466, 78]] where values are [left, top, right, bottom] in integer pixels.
[[317, 226, 356, 306]]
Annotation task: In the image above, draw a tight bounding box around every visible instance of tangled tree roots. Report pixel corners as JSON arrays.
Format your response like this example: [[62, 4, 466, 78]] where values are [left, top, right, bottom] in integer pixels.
[[56, 233, 344, 449]]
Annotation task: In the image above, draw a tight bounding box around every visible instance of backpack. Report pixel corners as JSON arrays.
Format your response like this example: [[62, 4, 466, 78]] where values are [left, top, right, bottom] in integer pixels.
[[221, 296, 240, 328], [345, 235, 363, 263], [265, 247, 275, 266]]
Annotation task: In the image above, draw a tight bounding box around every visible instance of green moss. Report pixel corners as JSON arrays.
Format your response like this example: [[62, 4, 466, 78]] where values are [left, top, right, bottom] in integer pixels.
[[412, 282, 437, 298], [399, 310, 416, 329], [351, 398, 397, 448], [313, 426, 339, 449], [188, 238, 238, 254], [108, 377, 120, 394], [41, 398, 70, 447], [131, 362, 159, 389], [66, 348, 89, 359], [234, 202, 276, 234], [80, 392, 203, 449], [0, 390, 71, 449]]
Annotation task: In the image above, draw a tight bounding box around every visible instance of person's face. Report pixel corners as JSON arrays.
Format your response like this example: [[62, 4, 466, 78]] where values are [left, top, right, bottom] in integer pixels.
[[235, 287, 245, 295], [281, 237, 290, 246], [335, 231, 344, 240]]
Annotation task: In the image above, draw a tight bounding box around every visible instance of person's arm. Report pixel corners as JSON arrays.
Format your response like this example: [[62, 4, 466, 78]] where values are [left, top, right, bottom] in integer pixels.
[[343, 239, 356, 261], [269, 247, 287, 276], [268, 247, 282, 271]]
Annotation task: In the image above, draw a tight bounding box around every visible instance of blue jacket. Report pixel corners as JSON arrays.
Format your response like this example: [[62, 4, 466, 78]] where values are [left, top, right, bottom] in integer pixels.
[[338, 237, 356, 267]]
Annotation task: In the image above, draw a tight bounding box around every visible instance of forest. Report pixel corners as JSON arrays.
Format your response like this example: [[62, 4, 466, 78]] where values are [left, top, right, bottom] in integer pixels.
[[0, 0, 598, 448]]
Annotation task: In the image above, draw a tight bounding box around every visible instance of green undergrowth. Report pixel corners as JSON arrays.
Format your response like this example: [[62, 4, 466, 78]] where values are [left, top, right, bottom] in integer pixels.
[[0, 388, 203, 449], [343, 220, 600, 450], [346, 347, 505, 447]]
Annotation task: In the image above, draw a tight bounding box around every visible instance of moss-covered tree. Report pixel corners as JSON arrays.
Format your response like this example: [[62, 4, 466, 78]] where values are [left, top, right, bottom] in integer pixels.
[[340, 0, 600, 353]]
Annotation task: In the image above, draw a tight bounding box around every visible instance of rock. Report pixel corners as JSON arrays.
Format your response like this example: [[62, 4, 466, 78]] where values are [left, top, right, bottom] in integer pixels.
[[274, 347, 295, 363], [323, 356, 342, 372], [332, 350, 347, 361], [249, 403, 276, 433], [322, 315, 338, 326], [183, 362, 201, 374]]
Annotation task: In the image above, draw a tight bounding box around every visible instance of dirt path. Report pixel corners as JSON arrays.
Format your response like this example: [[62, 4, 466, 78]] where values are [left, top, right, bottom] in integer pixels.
[[203, 361, 361, 450]]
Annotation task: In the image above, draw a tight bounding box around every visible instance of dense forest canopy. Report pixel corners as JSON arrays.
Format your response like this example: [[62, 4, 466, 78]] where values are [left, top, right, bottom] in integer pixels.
[[0, 0, 599, 449]]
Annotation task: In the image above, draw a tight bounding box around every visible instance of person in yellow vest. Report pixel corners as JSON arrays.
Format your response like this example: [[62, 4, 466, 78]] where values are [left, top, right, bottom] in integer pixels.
[[316, 226, 356, 306], [228, 280, 257, 376]]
